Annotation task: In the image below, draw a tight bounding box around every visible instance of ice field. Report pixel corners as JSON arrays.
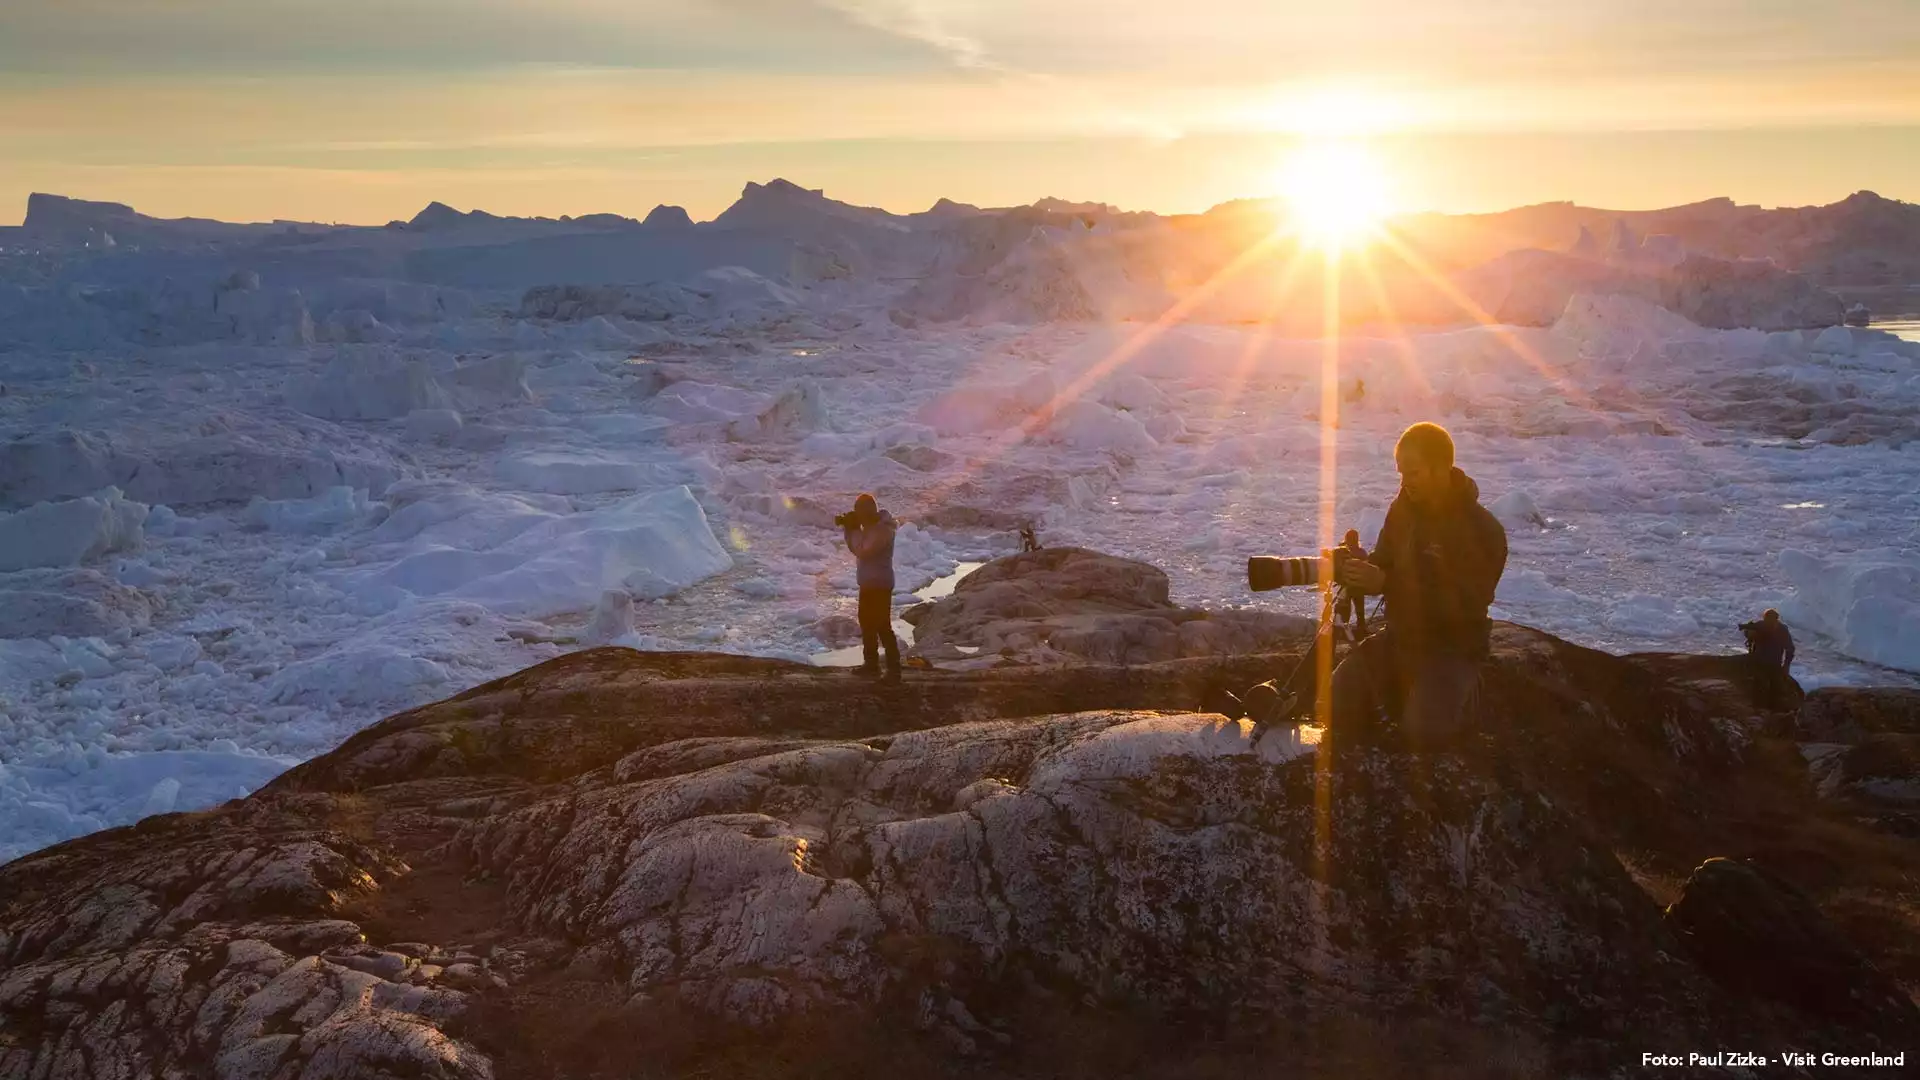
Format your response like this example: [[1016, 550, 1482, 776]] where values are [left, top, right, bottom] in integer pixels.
[[2, 193, 1917, 862]]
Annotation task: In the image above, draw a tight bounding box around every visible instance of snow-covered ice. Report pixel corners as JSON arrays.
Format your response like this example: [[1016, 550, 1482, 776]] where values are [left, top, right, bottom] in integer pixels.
[[288, 350, 453, 420], [333, 485, 734, 616], [245, 486, 380, 535], [0, 487, 148, 572], [1779, 549, 1920, 674], [1, 196, 1918, 864]]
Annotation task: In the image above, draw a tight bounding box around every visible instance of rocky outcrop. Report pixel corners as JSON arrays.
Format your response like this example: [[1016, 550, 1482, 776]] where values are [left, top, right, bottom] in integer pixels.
[[903, 547, 1315, 664], [0, 798, 490, 1079], [1805, 736, 1920, 807], [452, 709, 1699, 1037], [1802, 687, 1920, 741], [409, 201, 473, 231], [641, 205, 695, 230], [5, 552, 1917, 1077], [1797, 688, 1920, 835], [914, 197, 986, 224], [1665, 858, 1917, 1038], [1789, 687, 1920, 834], [712, 179, 907, 233]]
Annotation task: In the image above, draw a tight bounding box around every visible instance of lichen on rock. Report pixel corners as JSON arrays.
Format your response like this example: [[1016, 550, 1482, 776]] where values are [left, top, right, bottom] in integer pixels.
[[4, 550, 1916, 1078]]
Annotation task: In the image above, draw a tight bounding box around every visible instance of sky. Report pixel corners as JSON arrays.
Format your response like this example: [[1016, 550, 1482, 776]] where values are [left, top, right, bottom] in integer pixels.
[[4, 0, 1920, 224]]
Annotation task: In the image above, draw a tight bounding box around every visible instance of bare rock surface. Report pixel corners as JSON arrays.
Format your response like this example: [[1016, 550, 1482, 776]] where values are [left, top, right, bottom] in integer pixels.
[[1796, 688, 1920, 836], [1802, 687, 1920, 741], [1805, 736, 1920, 804], [453, 706, 1700, 1035], [5, 550, 1919, 1077], [0, 797, 490, 1079], [1665, 857, 1917, 1038], [904, 547, 1315, 664]]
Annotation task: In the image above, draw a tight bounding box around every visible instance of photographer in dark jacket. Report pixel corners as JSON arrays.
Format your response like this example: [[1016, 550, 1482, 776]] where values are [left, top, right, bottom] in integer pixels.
[[840, 492, 901, 681], [1333, 423, 1508, 745], [1740, 608, 1795, 708]]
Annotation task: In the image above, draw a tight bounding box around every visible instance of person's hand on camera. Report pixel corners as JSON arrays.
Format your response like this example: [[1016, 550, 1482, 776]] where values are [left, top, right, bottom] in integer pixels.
[[1338, 558, 1386, 594]]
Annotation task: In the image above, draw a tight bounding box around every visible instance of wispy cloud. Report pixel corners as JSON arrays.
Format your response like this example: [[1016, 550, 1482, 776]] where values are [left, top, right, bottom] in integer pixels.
[[812, 0, 995, 70], [5, 0, 1920, 225], [0, 0, 943, 75], [5, 1, 1917, 93]]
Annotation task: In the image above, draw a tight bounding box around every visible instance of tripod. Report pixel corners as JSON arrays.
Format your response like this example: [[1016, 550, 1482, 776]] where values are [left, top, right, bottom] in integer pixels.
[[1235, 583, 1367, 729]]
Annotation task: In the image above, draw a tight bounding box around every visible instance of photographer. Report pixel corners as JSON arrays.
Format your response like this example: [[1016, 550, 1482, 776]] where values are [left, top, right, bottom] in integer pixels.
[[1740, 609, 1795, 709], [1331, 423, 1507, 745], [1334, 529, 1369, 642], [840, 492, 902, 681]]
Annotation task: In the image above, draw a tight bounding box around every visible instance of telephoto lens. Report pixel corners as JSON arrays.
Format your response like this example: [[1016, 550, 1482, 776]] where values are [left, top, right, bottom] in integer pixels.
[[1247, 555, 1325, 592]]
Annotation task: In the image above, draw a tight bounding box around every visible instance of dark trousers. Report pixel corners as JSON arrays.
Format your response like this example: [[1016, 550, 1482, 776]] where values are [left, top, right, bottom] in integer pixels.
[[1749, 658, 1791, 709], [858, 587, 901, 672], [1328, 628, 1481, 748], [1335, 592, 1368, 641]]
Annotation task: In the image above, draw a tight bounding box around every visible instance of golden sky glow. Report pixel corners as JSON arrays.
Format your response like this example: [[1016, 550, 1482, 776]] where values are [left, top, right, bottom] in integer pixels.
[[1277, 140, 1393, 250], [4, 2, 1919, 223]]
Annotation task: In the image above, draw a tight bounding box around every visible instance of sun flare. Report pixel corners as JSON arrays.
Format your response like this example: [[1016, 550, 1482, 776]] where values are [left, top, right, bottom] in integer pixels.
[[1277, 140, 1394, 250]]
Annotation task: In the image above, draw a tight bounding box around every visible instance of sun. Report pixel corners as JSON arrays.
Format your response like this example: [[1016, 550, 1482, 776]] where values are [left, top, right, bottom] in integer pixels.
[[1276, 140, 1394, 251]]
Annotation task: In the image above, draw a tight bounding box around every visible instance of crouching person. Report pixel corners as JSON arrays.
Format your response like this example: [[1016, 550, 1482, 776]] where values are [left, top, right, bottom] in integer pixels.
[[1332, 423, 1508, 748], [840, 492, 902, 681]]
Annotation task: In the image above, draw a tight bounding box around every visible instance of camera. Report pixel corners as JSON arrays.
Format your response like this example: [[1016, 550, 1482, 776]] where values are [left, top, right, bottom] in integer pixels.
[[1248, 546, 1351, 592], [835, 507, 875, 528]]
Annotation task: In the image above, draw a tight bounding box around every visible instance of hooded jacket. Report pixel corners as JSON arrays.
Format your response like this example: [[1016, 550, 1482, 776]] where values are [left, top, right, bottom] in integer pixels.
[[1745, 620, 1795, 668], [1367, 468, 1508, 660], [845, 510, 898, 591]]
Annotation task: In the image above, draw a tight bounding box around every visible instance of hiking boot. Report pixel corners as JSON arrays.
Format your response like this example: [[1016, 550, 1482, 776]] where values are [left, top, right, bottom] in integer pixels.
[[883, 666, 903, 684], [855, 663, 881, 678]]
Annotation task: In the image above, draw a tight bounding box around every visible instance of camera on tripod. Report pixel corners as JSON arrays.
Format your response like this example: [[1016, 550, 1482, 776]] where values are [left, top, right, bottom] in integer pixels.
[[1219, 547, 1360, 731], [1247, 547, 1353, 593]]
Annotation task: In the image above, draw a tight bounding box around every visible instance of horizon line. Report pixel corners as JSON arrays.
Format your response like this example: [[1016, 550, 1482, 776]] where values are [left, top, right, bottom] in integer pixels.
[[7, 182, 1908, 233]]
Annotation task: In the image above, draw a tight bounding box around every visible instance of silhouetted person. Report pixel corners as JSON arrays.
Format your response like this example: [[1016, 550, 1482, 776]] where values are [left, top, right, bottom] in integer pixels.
[[1334, 528, 1369, 642], [1740, 608, 1796, 709], [841, 492, 901, 681], [1333, 423, 1508, 746]]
